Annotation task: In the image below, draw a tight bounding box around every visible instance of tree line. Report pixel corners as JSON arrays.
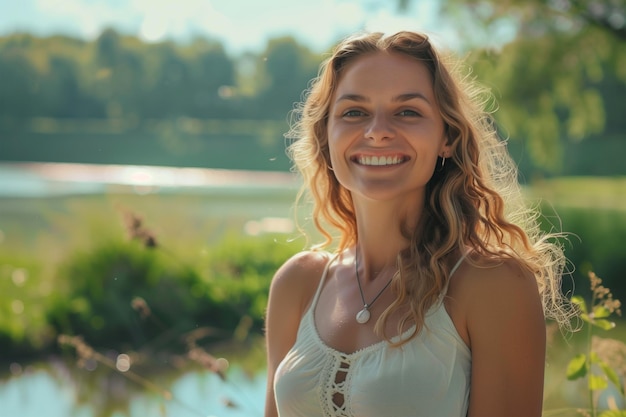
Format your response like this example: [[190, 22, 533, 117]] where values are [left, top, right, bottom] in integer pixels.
[[1, 0, 625, 173], [0, 29, 320, 122]]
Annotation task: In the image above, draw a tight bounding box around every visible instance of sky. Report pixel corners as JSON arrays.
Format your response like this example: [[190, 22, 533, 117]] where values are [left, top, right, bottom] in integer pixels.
[[0, 0, 474, 53]]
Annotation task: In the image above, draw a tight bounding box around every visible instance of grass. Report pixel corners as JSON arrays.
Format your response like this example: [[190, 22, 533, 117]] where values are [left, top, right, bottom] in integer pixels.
[[0, 189, 298, 258], [527, 176, 626, 210]]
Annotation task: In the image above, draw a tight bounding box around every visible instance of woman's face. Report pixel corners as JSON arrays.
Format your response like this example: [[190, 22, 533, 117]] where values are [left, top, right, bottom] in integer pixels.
[[327, 51, 449, 204]]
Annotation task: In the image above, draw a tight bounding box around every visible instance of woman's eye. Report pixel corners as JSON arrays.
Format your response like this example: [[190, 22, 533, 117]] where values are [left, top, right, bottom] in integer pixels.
[[343, 110, 366, 117], [398, 109, 421, 117]]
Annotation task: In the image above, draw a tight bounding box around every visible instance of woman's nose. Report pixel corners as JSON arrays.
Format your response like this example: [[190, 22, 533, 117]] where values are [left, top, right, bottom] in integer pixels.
[[365, 113, 395, 142]]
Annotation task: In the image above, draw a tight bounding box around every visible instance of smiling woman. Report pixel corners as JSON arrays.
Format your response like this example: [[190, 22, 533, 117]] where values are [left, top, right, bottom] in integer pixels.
[[263, 31, 574, 417], [327, 51, 447, 204]]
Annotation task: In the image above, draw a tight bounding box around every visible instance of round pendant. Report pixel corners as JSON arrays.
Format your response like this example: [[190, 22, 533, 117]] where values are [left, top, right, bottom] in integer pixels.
[[356, 308, 370, 324]]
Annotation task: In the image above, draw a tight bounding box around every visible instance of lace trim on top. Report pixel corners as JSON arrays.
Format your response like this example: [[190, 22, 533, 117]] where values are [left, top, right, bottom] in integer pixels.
[[320, 353, 352, 417]]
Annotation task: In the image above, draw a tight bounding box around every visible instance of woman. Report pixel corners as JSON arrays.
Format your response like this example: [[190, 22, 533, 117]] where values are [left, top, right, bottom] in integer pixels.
[[264, 31, 570, 417]]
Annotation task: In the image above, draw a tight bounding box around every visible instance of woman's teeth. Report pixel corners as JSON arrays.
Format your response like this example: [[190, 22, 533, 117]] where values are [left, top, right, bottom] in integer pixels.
[[358, 156, 404, 166]]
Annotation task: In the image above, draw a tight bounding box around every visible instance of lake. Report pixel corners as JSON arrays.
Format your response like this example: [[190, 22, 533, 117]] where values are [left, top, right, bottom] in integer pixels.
[[0, 360, 267, 417]]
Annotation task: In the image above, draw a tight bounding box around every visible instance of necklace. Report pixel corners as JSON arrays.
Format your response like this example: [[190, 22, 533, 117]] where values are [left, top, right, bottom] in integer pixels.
[[354, 249, 393, 324]]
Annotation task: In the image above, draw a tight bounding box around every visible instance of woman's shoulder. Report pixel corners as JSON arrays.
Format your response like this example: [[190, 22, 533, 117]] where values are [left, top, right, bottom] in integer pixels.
[[457, 252, 538, 290], [270, 250, 334, 313], [450, 252, 540, 304], [273, 250, 333, 283], [446, 252, 544, 346]]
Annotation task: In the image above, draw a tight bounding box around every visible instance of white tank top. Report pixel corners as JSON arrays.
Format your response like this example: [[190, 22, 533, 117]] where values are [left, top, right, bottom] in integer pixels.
[[274, 255, 471, 417]]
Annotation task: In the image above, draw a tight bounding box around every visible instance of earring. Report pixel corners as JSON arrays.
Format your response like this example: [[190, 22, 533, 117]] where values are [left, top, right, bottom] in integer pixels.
[[441, 156, 446, 168]]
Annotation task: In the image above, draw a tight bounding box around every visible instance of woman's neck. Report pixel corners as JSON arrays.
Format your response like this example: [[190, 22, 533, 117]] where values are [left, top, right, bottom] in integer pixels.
[[352, 197, 423, 279]]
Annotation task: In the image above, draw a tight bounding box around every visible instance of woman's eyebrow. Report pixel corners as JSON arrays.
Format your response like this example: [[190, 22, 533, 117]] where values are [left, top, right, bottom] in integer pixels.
[[335, 92, 431, 104], [335, 93, 368, 103], [393, 92, 431, 104]]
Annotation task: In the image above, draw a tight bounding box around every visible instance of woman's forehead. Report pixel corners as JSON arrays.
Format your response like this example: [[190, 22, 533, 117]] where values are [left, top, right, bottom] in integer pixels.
[[333, 52, 436, 102]]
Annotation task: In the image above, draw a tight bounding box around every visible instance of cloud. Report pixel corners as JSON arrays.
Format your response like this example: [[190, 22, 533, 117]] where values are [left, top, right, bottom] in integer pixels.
[[243, 0, 367, 51], [29, 0, 460, 53], [130, 0, 233, 42], [35, 0, 128, 38], [34, 0, 231, 42]]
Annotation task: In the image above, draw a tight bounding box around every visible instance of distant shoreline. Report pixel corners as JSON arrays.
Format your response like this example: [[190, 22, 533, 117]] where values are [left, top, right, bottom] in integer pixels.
[[0, 161, 299, 197]]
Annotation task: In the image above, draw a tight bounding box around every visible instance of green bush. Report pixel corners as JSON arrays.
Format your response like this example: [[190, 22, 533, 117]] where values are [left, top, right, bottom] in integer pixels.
[[45, 233, 300, 354], [201, 234, 302, 330], [48, 239, 207, 352]]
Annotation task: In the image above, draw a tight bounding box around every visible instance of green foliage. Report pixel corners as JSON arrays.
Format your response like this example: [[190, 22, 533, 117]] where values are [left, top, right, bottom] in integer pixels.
[[0, 211, 300, 357], [565, 273, 624, 416], [254, 36, 320, 118], [541, 205, 626, 301], [0, 29, 322, 122], [531, 177, 626, 300], [49, 238, 206, 351], [469, 32, 609, 170], [599, 411, 626, 417], [402, 0, 626, 173], [0, 252, 55, 357], [203, 234, 301, 323]]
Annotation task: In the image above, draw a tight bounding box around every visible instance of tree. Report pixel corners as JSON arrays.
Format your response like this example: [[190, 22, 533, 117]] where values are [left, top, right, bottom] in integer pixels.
[[0, 45, 41, 119], [92, 28, 145, 119], [401, 0, 626, 172], [140, 42, 191, 118], [40, 56, 82, 117], [184, 38, 237, 119], [254, 37, 320, 119]]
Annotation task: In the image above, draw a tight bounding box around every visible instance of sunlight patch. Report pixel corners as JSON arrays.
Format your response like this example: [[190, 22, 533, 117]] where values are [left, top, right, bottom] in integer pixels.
[[244, 217, 294, 236]]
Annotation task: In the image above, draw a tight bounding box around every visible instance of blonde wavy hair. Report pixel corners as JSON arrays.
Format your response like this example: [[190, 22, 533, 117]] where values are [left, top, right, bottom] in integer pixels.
[[286, 31, 572, 344]]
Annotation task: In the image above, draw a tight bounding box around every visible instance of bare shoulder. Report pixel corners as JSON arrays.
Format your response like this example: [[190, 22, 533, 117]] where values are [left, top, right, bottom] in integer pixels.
[[451, 254, 542, 312], [446, 253, 545, 348], [270, 250, 332, 315], [266, 249, 332, 354], [274, 249, 332, 277]]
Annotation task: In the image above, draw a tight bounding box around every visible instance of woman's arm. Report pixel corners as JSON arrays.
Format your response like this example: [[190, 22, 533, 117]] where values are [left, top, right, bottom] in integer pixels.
[[464, 259, 547, 417], [264, 251, 329, 417]]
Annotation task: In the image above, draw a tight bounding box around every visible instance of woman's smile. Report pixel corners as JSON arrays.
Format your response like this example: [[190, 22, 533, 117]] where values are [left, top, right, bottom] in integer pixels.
[[351, 154, 410, 167]]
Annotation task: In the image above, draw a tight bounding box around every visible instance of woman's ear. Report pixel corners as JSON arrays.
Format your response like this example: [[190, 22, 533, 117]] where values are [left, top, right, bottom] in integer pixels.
[[441, 129, 455, 158], [440, 143, 452, 159]]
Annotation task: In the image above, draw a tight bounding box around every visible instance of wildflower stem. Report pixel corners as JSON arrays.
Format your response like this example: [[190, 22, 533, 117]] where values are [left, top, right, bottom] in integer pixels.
[[587, 320, 595, 417], [588, 285, 597, 417]]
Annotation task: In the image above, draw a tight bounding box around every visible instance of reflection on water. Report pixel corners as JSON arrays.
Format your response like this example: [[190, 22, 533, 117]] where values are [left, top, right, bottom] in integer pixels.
[[0, 162, 298, 197], [0, 359, 266, 417]]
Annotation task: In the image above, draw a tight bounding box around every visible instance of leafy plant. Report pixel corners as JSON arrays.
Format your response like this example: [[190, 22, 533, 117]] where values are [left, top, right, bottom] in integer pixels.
[[566, 272, 625, 417]]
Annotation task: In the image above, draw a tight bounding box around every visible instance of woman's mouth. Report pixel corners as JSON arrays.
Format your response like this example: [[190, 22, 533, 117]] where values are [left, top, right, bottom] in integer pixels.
[[354, 155, 409, 166]]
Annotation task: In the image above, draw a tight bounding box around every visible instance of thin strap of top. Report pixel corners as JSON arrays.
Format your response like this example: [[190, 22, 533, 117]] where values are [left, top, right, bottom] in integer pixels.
[[310, 252, 338, 309], [449, 253, 467, 278], [442, 251, 469, 296]]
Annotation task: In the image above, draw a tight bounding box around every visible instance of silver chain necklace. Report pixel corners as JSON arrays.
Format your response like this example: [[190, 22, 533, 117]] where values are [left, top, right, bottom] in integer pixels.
[[354, 249, 394, 324]]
